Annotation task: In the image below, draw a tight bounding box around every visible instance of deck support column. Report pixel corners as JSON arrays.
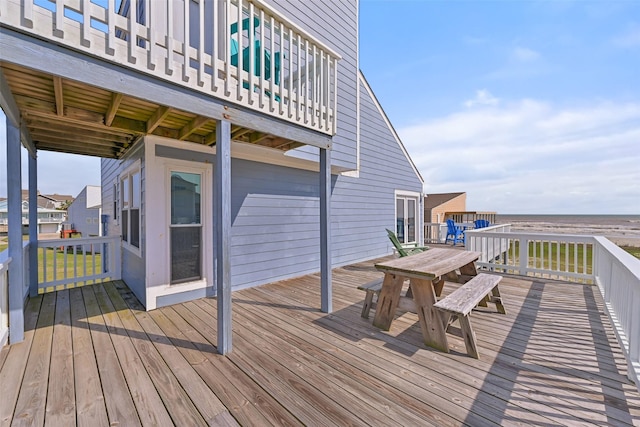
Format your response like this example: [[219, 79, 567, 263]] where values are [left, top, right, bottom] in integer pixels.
[[28, 152, 38, 297], [6, 118, 24, 343], [215, 119, 232, 354], [320, 147, 332, 313]]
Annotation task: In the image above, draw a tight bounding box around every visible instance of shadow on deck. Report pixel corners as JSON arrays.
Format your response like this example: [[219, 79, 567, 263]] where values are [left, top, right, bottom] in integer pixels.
[[1, 257, 639, 426]]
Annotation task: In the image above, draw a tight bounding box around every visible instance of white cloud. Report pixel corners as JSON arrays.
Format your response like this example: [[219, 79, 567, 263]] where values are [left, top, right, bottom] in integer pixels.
[[463, 89, 500, 108], [399, 99, 640, 214], [613, 24, 640, 48], [512, 46, 541, 62]]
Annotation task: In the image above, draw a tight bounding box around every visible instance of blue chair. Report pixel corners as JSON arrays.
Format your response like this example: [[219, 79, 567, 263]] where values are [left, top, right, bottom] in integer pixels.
[[474, 219, 490, 229], [445, 219, 466, 246], [230, 17, 281, 96]]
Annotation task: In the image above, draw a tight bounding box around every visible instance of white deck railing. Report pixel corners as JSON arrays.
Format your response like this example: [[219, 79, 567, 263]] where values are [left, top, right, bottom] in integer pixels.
[[0, 252, 10, 348], [593, 237, 640, 390], [0, 0, 340, 135], [37, 236, 121, 293], [467, 226, 640, 390], [466, 228, 595, 283]]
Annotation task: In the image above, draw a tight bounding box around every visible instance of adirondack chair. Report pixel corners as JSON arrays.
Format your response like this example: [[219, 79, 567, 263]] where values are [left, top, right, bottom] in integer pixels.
[[445, 219, 466, 246], [386, 229, 429, 257], [230, 17, 281, 98], [474, 219, 490, 229]]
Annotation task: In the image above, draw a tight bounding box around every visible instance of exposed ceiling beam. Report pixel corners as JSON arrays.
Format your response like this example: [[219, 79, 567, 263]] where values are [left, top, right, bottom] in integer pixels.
[[24, 109, 145, 134], [178, 116, 209, 140], [25, 119, 132, 143], [105, 92, 123, 126], [0, 68, 36, 156], [146, 106, 170, 133], [29, 130, 128, 148], [204, 131, 216, 146], [53, 76, 64, 116]]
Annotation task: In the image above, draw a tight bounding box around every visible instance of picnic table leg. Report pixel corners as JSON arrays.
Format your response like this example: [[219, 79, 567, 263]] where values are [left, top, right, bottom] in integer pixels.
[[409, 278, 449, 353], [372, 273, 405, 331]]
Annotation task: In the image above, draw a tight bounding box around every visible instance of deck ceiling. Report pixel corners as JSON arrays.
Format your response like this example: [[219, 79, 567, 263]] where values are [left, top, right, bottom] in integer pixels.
[[1, 63, 303, 159]]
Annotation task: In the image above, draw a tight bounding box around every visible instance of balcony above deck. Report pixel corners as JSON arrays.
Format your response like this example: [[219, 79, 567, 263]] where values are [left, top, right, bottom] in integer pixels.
[[0, 0, 340, 158]]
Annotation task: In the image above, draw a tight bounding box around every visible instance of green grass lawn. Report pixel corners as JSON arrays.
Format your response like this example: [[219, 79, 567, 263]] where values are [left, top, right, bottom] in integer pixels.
[[38, 247, 103, 292]]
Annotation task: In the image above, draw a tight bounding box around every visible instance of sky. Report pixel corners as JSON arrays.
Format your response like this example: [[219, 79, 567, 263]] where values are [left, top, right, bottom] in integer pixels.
[[1, 0, 639, 214], [359, 0, 640, 214]]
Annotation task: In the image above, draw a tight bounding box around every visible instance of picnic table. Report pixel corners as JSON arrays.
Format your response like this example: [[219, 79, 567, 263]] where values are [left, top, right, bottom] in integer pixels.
[[372, 248, 481, 352]]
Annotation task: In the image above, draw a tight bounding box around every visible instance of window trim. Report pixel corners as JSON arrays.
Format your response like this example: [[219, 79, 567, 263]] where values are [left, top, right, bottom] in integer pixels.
[[395, 190, 421, 245], [120, 161, 142, 256]]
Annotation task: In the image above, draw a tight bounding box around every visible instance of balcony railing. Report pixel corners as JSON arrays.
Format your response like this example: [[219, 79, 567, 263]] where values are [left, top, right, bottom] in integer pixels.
[[0, 253, 9, 347], [36, 236, 121, 292], [0, 0, 340, 135], [467, 226, 640, 390]]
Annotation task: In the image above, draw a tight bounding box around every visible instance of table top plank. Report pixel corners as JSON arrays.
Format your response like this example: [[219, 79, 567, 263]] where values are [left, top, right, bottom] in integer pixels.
[[374, 248, 481, 279]]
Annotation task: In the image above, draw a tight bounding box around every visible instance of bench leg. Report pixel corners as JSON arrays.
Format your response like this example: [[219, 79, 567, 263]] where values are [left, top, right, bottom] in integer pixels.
[[372, 274, 405, 331], [361, 290, 376, 319], [459, 315, 480, 359], [491, 286, 506, 314]]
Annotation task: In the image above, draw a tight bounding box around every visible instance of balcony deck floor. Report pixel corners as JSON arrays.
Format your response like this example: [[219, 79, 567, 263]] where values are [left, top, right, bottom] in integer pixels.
[[1, 257, 639, 426]]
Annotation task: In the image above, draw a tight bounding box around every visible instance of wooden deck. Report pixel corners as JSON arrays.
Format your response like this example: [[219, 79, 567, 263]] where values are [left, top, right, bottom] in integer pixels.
[[1, 257, 639, 426]]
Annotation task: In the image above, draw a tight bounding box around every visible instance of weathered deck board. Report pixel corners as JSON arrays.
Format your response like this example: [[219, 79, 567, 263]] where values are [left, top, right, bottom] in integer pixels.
[[1, 257, 639, 426]]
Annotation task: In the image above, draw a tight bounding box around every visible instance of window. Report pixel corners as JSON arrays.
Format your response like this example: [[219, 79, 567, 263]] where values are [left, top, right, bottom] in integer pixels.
[[170, 171, 202, 284], [396, 193, 419, 244], [120, 164, 141, 250]]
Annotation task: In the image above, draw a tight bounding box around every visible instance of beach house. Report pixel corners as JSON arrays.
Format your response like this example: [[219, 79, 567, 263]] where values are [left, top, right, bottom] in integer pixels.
[[1, 0, 423, 349]]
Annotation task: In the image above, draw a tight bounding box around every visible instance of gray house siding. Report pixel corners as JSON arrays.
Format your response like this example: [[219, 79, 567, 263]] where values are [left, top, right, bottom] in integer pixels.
[[225, 73, 423, 291], [272, 0, 359, 170], [101, 143, 147, 306]]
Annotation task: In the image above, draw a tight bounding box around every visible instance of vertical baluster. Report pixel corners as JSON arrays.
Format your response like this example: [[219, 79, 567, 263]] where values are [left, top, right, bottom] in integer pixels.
[[303, 38, 309, 123], [74, 243, 78, 286], [128, 0, 137, 63], [165, 0, 173, 75], [81, 0, 91, 46], [278, 21, 284, 116], [148, 0, 156, 69], [211, 0, 218, 92], [106, 0, 115, 54], [311, 45, 317, 127], [573, 242, 578, 275], [295, 34, 301, 120], [269, 15, 275, 112], [583, 243, 587, 276], [182, 0, 189, 81], [55, 0, 64, 36], [53, 246, 57, 285], [24, 0, 34, 24], [248, 3, 255, 105], [198, 0, 205, 86], [322, 52, 330, 130], [258, 9, 265, 108], [224, 0, 231, 95], [287, 28, 293, 118], [83, 244, 87, 285], [236, 0, 243, 101], [319, 49, 324, 128], [333, 57, 338, 133], [42, 246, 46, 291]]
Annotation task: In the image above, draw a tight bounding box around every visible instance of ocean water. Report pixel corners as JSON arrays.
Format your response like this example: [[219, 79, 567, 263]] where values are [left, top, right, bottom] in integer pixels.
[[495, 214, 640, 239]]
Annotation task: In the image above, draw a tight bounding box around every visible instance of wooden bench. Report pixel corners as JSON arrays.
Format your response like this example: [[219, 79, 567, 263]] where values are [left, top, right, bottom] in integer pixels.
[[358, 278, 384, 318], [433, 273, 506, 359]]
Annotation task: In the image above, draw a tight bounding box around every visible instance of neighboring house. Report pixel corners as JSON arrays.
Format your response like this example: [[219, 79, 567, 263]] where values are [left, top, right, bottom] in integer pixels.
[[0, 200, 66, 234], [19, 190, 73, 210], [67, 185, 102, 237], [424, 192, 467, 224], [1, 0, 423, 347]]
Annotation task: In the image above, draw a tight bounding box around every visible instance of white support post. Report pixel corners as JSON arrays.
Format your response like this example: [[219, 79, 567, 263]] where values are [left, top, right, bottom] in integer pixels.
[[28, 153, 38, 297], [320, 147, 332, 313], [215, 119, 232, 354], [6, 119, 24, 343]]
